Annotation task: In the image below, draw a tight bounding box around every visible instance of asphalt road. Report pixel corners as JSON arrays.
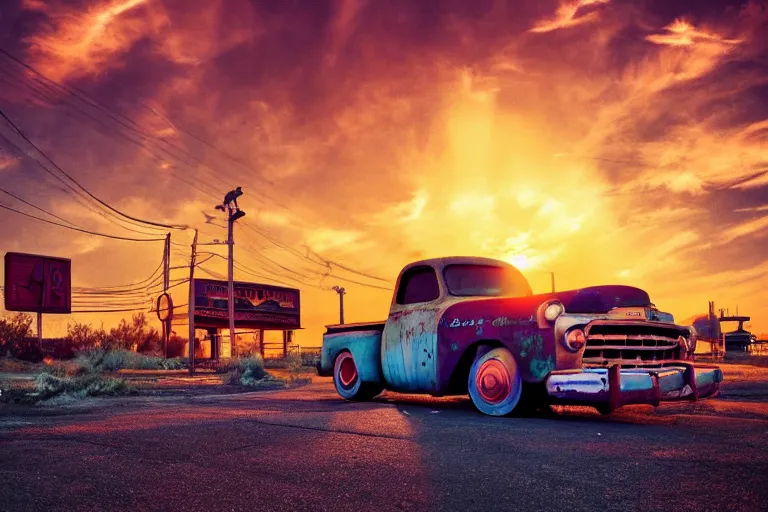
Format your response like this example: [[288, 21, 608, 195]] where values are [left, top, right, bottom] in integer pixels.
[[1, 371, 767, 512]]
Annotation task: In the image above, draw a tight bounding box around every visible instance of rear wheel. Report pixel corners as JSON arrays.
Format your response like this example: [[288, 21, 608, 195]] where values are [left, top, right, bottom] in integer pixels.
[[468, 347, 523, 416], [333, 351, 382, 401]]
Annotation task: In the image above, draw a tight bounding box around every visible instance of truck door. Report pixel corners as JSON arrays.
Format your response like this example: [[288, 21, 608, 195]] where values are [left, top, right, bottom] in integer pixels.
[[381, 265, 441, 393]]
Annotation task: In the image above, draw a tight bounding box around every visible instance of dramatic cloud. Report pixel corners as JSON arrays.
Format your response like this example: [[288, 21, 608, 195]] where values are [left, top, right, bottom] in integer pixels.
[[1, 0, 767, 341], [530, 0, 611, 33]]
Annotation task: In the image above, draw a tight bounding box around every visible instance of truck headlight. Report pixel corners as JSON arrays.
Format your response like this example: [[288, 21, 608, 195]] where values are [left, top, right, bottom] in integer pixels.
[[564, 328, 586, 352], [543, 301, 565, 322], [537, 299, 566, 329]]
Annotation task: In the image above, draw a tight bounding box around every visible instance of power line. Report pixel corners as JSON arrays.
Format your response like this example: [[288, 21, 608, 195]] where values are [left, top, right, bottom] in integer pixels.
[[197, 265, 226, 280], [72, 279, 189, 313], [0, 49, 339, 234], [0, 203, 167, 242], [227, 232, 394, 291], [0, 186, 77, 226], [238, 220, 392, 285], [308, 249, 391, 283], [72, 299, 153, 307], [142, 103, 274, 186], [0, 57, 234, 203], [70, 307, 151, 314], [72, 279, 170, 297], [72, 256, 165, 291], [194, 249, 391, 292], [0, 49, 394, 286], [72, 272, 187, 295], [0, 106, 189, 231], [0, 186, 171, 245], [0, 132, 165, 237], [196, 250, 318, 289]]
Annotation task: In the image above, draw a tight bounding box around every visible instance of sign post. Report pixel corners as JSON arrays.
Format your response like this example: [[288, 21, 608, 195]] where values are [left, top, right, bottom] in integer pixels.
[[156, 293, 173, 348], [37, 312, 42, 351], [4, 252, 71, 355]]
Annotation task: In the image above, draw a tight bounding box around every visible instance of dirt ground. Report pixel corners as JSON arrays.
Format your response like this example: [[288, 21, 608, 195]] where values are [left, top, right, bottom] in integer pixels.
[[1, 359, 767, 419]]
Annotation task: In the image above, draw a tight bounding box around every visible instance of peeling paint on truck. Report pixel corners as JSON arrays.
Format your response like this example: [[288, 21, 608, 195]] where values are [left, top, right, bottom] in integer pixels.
[[436, 299, 557, 390], [382, 308, 439, 393], [321, 329, 383, 383]]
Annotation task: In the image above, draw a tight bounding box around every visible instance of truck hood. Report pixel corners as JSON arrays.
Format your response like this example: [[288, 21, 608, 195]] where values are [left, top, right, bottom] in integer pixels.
[[553, 285, 652, 314]]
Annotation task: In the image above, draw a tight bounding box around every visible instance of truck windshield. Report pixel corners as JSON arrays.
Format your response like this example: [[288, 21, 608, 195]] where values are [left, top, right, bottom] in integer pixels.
[[443, 264, 533, 297]]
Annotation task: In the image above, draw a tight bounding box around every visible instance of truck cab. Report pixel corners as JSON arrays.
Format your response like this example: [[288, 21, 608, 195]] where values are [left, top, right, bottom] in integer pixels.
[[318, 256, 723, 416]]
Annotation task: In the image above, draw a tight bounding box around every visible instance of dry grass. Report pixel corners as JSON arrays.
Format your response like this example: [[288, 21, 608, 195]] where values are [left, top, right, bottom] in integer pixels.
[[264, 353, 304, 373], [697, 352, 768, 368], [0, 358, 41, 374], [75, 350, 187, 372], [34, 373, 133, 400]]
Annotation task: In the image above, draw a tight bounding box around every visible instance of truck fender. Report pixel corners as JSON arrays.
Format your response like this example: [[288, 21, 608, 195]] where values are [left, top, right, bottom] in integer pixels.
[[447, 340, 504, 395], [322, 330, 384, 384]]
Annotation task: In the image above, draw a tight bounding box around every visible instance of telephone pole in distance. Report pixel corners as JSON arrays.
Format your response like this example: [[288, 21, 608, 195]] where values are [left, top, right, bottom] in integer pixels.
[[188, 229, 198, 375], [332, 286, 346, 325]]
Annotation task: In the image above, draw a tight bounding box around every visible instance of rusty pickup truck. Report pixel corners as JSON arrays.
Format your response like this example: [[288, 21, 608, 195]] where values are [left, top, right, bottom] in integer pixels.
[[318, 256, 723, 416]]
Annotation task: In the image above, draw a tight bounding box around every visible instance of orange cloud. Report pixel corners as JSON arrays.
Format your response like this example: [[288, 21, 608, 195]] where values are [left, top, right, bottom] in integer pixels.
[[20, 0, 260, 82], [530, 0, 611, 33], [646, 18, 743, 47], [22, 0, 154, 81]]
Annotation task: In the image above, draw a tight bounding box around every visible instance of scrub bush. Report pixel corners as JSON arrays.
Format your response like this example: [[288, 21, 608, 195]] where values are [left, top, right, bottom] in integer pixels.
[[34, 372, 132, 401]]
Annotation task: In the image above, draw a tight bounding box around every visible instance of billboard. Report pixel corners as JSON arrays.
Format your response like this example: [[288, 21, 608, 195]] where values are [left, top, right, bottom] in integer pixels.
[[4, 252, 72, 314], [193, 278, 301, 330]]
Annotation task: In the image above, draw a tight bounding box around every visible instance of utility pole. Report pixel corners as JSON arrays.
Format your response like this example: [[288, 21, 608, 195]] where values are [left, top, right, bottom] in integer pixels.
[[227, 216, 237, 358], [332, 286, 346, 324], [163, 232, 171, 358], [550, 272, 555, 293], [188, 229, 198, 375], [216, 186, 245, 359]]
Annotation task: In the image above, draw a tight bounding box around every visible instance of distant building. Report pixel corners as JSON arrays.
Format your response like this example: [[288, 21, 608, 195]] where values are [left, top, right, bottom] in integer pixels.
[[719, 315, 753, 352]]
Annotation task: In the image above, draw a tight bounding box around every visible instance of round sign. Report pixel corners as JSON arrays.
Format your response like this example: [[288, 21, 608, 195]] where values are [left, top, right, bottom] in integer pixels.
[[156, 293, 173, 322]]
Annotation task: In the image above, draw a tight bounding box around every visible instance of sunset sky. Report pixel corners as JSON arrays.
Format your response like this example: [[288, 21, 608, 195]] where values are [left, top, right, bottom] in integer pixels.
[[0, 0, 766, 345]]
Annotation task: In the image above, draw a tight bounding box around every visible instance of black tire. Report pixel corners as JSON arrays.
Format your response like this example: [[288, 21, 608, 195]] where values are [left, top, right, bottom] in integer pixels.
[[468, 347, 523, 416], [333, 351, 383, 401]]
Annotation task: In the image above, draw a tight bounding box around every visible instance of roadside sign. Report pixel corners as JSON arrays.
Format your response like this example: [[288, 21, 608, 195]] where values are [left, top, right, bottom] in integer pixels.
[[4, 252, 71, 314]]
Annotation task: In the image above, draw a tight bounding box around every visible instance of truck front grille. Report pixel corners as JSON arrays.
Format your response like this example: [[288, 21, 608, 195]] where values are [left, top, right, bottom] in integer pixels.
[[582, 322, 685, 367]]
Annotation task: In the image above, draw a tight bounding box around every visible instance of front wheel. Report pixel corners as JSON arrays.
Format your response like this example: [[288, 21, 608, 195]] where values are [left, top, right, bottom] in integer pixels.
[[333, 351, 383, 401], [468, 347, 523, 416]]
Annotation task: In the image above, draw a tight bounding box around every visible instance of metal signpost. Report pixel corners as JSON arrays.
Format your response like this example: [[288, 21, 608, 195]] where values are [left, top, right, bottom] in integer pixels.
[[188, 229, 198, 375], [156, 292, 173, 357]]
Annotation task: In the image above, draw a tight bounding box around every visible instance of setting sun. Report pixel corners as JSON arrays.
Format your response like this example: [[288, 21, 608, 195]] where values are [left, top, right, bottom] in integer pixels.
[[0, 0, 766, 345]]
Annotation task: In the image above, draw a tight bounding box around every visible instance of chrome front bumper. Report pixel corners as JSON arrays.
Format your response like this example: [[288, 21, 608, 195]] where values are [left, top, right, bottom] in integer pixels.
[[545, 362, 723, 412]]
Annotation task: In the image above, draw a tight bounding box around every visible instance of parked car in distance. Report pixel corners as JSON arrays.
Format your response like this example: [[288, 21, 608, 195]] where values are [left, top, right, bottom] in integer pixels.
[[318, 256, 723, 416]]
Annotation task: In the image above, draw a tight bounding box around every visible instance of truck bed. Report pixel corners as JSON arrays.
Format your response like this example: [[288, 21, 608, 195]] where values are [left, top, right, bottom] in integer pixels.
[[324, 321, 386, 335]]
